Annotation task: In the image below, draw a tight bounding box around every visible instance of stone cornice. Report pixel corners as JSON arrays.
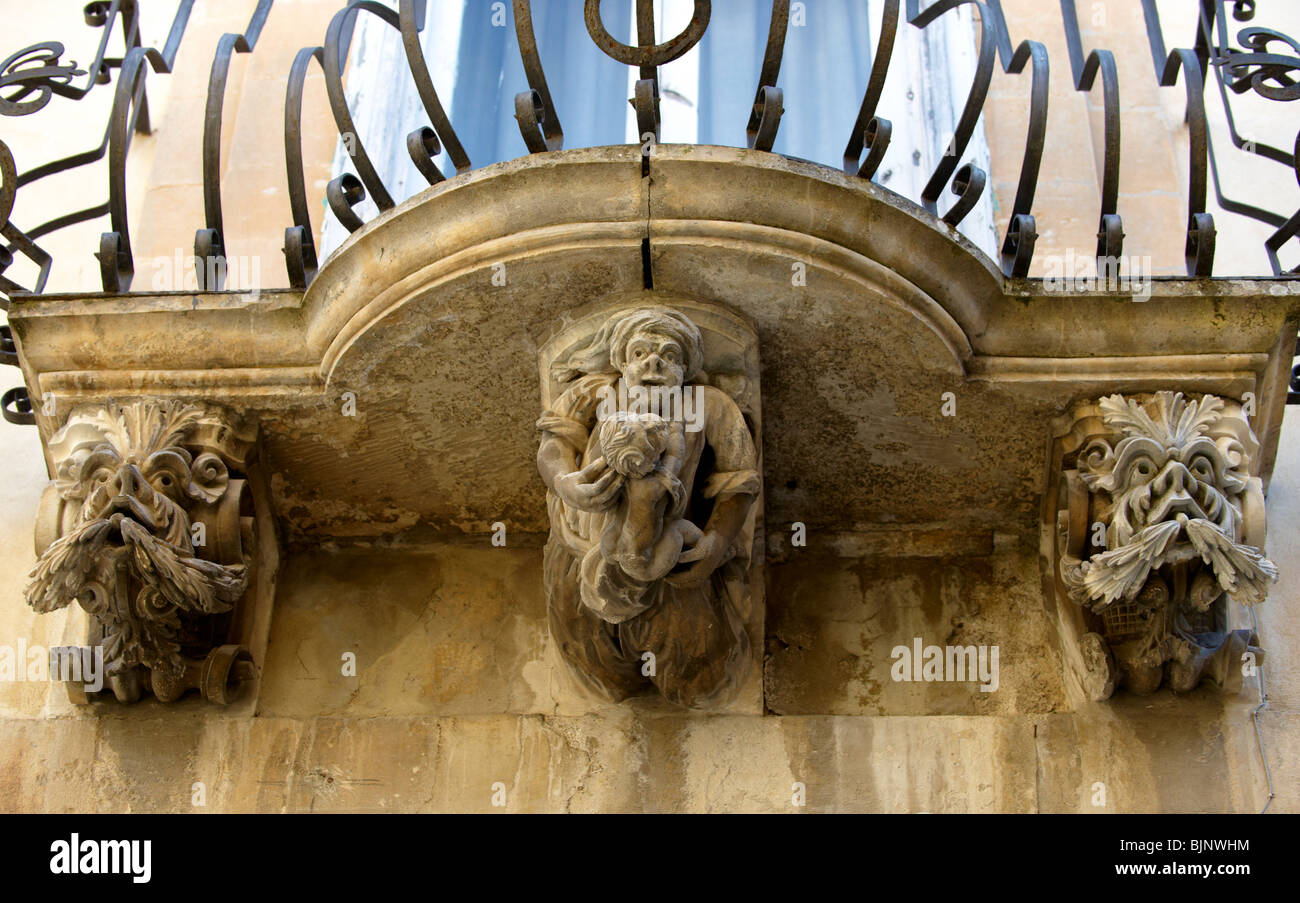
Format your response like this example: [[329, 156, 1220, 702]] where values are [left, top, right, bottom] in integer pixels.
[[8, 146, 1300, 540]]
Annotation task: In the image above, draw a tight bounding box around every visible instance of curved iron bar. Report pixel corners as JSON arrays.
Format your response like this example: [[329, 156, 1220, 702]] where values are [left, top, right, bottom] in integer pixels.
[[584, 0, 709, 68], [195, 0, 273, 291], [1143, 1, 1298, 275], [1, 386, 34, 425], [323, 2, 401, 213], [1141, 1, 1217, 276], [855, 118, 893, 181], [583, 0, 711, 146], [0, 139, 50, 426], [1166, 49, 1216, 277], [96, 1, 195, 292], [289, 4, 450, 260], [515, 88, 550, 154], [941, 163, 987, 227], [978, 0, 1048, 278], [1, 1, 159, 280], [746, 0, 789, 152], [514, 0, 563, 153], [632, 0, 661, 140], [98, 50, 167, 293], [1218, 27, 1300, 101], [843, 0, 899, 179], [399, 0, 469, 174], [0, 138, 51, 297], [1200, 4, 1292, 171], [1198, 2, 1300, 273], [0, 143, 32, 425], [8, 2, 147, 195], [633, 77, 659, 145], [0, 324, 16, 366], [323, 0, 440, 232], [1204, 0, 1298, 104], [0, 0, 140, 117], [1060, 0, 1123, 261], [283, 46, 325, 289], [0, 43, 88, 117], [906, 1, 996, 232], [326, 173, 366, 234], [406, 125, 445, 185], [8, 2, 153, 230]]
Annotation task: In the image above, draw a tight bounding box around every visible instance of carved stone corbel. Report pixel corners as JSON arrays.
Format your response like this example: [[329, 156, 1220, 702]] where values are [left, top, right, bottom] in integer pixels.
[[1048, 391, 1275, 700], [26, 399, 276, 705], [536, 298, 764, 710]]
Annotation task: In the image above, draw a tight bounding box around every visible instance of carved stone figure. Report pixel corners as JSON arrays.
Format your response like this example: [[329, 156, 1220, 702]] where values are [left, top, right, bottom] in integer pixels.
[[26, 400, 258, 704], [537, 306, 760, 707], [1057, 391, 1275, 698]]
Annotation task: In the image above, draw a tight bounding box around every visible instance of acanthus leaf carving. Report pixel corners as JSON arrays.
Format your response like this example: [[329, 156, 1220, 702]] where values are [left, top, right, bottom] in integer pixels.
[[26, 399, 260, 704], [1055, 391, 1276, 699]]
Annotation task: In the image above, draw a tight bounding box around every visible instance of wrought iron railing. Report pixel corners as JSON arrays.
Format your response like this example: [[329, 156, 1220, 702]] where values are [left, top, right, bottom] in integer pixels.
[[2, 0, 1300, 426]]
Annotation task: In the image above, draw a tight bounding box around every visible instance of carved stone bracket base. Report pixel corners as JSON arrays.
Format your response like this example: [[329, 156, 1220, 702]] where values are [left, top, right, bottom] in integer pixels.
[[536, 293, 764, 711], [1045, 391, 1275, 702], [28, 399, 278, 707]]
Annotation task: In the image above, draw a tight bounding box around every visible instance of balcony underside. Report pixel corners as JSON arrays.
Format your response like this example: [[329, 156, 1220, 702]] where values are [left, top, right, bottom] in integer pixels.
[[9, 145, 1300, 544]]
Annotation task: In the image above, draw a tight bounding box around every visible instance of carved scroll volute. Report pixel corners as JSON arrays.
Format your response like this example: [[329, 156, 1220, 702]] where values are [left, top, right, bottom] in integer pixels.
[[1050, 392, 1276, 701], [535, 298, 764, 710], [26, 399, 267, 705]]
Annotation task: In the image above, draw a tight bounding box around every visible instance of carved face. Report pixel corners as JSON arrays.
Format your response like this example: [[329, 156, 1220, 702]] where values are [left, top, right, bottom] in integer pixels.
[[1066, 392, 1276, 614], [74, 440, 204, 550], [1084, 393, 1245, 546], [620, 329, 685, 389], [1062, 392, 1277, 697], [598, 411, 670, 478], [26, 402, 248, 678]]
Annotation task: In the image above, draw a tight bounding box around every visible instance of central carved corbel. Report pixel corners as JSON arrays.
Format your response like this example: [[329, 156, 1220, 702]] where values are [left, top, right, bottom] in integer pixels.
[[536, 300, 763, 709], [26, 399, 274, 705], [1049, 391, 1276, 700]]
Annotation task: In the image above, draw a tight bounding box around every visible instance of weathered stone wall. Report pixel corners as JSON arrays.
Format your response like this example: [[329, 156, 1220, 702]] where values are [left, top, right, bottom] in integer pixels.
[[0, 514, 1291, 811]]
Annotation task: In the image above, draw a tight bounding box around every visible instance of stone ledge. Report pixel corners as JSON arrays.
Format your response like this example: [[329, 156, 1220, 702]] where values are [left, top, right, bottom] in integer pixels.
[[0, 704, 1270, 812]]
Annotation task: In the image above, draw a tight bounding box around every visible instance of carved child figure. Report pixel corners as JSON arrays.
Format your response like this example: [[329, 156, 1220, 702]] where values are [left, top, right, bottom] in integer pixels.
[[581, 410, 702, 620]]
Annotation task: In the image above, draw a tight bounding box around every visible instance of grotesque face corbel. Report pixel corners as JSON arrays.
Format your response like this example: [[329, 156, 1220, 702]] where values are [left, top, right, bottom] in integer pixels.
[[26, 400, 259, 705], [1054, 391, 1275, 699]]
